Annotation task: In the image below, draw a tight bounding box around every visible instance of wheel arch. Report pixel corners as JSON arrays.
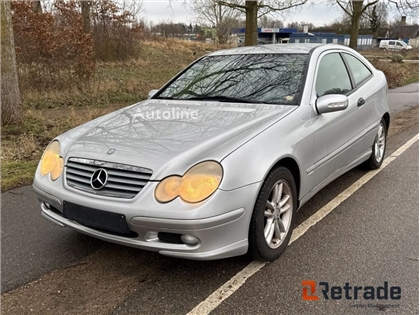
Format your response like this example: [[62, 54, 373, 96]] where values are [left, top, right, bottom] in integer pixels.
[[267, 157, 301, 209], [382, 112, 390, 135]]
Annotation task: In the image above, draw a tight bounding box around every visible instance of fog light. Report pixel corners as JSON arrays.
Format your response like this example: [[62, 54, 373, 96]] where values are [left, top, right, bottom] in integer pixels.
[[43, 202, 51, 210], [181, 234, 199, 245]]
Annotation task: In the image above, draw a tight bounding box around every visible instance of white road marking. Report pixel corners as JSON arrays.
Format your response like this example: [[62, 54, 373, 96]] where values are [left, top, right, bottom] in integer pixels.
[[187, 133, 419, 315]]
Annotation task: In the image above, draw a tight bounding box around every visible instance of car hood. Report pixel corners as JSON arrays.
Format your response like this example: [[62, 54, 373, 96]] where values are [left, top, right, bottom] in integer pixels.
[[63, 100, 296, 179]]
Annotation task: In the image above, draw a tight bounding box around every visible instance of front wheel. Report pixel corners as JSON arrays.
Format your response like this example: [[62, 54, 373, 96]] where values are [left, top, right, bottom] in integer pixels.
[[249, 167, 297, 262], [364, 118, 387, 170]]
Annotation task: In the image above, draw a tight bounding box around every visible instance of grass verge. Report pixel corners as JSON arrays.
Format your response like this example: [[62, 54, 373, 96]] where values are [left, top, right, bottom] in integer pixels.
[[2, 161, 39, 191], [404, 76, 419, 85], [361, 48, 419, 60], [372, 61, 419, 88]]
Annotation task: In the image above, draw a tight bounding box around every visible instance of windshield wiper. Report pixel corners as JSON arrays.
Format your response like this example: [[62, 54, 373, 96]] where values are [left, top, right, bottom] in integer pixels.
[[155, 96, 174, 100]]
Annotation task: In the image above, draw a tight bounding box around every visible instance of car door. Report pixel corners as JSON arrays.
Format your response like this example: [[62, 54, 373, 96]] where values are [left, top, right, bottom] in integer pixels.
[[341, 53, 376, 155], [388, 40, 396, 50], [308, 51, 365, 188], [396, 41, 404, 50]]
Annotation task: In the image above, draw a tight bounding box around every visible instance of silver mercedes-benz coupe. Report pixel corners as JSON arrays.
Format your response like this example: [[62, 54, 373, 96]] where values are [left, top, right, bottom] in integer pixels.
[[34, 44, 390, 261]]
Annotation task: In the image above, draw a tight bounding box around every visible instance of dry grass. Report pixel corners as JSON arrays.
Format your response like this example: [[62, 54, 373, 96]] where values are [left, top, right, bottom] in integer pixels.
[[1, 106, 123, 191], [19, 39, 225, 110], [362, 47, 419, 88], [141, 37, 233, 52], [373, 61, 419, 88], [361, 48, 419, 60]]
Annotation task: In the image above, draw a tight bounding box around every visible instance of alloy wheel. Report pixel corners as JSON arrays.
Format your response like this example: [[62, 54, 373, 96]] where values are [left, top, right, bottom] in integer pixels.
[[375, 123, 386, 163], [263, 180, 293, 249]]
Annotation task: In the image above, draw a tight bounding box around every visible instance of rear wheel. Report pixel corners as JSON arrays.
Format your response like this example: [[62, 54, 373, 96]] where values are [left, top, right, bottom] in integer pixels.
[[249, 167, 297, 262], [364, 118, 387, 170]]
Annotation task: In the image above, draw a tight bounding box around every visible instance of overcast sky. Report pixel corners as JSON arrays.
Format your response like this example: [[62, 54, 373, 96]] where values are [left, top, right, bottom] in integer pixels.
[[141, 1, 345, 27]]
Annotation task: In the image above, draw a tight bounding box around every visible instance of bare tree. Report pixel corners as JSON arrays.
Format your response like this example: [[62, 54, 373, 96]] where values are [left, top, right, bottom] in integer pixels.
[[81, 1, 91, 33], [192, 0, 241, 44], [357, 2, 388, 30], [1, 1, 23, 126], [32, 1, 42, 13], [333, 0, 418, 49], [259, 15, 284, 28], [287, 21, 315, 30], [216, 0, 308, 46], [152, 21, 188, 38], [120, 0, 144, 23]]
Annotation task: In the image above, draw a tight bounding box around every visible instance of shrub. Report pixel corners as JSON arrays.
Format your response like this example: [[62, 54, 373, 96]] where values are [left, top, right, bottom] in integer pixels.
[[12, 1, 95, 92], [91, 1, 143, 61], [391, 54, 404, 63]]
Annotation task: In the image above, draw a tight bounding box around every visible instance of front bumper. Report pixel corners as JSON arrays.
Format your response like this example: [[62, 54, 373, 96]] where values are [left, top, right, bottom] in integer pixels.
[[33, 179, 261, 260]]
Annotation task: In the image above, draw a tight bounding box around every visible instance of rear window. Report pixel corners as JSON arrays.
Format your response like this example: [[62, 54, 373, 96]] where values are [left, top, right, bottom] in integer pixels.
[[343, 54, 372, 86], [157, 54, 308, 105]]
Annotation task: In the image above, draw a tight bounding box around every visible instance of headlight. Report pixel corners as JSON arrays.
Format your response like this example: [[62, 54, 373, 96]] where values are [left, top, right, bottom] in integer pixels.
[[155, 161, 223, 204], [179, 162, 223, 203], [155, 176, 182, 203], [40, 141, 64, 181], [50, 157, 64, 181]]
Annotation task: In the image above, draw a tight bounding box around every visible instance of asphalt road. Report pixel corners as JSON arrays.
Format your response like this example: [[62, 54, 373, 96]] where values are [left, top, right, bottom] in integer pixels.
[[388, 82, 419, 114], [1, 83, 418, 314], [213, 140, 418, 315]]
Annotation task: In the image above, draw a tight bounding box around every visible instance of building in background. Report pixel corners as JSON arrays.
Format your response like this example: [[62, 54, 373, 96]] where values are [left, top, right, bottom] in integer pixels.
[[289, 32, 373, 50], [233, 27, 374, 50]]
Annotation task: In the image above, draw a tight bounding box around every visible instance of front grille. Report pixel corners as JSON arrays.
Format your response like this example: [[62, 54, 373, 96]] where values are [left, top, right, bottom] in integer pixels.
[[65, 157, 153, 199]]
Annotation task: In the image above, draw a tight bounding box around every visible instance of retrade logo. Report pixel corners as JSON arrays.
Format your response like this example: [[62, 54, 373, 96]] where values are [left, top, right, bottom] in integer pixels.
[[90, 168, 108, 190], [301, 280, 401, 301], [302, 281, 319, 301]]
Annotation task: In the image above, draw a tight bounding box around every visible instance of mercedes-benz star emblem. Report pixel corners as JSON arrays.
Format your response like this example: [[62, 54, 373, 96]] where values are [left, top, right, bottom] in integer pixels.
[[90, 168, 108, 190]]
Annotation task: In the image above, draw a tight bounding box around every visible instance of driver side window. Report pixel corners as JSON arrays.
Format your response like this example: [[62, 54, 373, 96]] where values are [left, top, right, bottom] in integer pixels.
[[315, 53, 352, 97]]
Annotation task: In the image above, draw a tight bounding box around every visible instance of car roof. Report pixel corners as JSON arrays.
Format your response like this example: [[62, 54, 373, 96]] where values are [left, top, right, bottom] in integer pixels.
[[208, 43, 322, 56], [207, 43, 357, 56]]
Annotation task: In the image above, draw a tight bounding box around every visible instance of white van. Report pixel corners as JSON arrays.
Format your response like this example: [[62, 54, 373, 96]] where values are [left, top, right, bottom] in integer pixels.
[[379, 40, 412, 51]]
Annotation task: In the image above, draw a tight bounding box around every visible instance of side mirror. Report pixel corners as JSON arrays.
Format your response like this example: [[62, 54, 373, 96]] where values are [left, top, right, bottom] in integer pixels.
[[316, 94, 348, 114], [148, 89, 159, 99]]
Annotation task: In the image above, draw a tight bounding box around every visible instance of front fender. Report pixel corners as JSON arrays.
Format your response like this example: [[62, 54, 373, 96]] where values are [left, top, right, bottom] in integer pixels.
[[219, 107, 315, 201]]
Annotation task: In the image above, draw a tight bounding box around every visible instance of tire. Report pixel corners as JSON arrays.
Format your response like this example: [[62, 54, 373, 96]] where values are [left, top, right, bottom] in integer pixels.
[[364, 118, 387, 170], [249, 166, 297, 262]]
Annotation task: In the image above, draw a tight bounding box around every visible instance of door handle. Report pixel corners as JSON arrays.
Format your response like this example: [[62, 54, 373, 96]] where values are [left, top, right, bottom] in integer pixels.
[[357, 98, 365, 107]]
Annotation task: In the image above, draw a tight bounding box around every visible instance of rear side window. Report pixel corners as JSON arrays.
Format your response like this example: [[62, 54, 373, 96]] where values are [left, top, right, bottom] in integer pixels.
[[343, 54, 372, 86], [389, 41, 395, 45], [315, 53, 352, 97]]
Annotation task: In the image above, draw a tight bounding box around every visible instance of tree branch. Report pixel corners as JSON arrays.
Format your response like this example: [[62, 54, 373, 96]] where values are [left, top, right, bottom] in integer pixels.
[[257, 0, 308, 13], [361, 0, 380, 14], [335, 0, 351, 17], [216, 0, 246, 11]]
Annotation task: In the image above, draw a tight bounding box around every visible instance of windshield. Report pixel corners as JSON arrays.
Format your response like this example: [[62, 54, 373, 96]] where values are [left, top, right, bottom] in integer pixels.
[[156, 53, 308, 105]]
